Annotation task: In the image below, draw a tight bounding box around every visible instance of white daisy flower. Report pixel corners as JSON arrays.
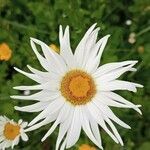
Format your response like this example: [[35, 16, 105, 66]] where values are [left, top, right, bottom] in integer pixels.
[[0, 116, 28, 149], [11, 24, 143, 150]]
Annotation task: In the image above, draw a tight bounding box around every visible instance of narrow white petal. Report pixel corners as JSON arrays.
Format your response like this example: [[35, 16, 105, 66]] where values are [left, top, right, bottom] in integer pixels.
[[31, 38, 67, 74], [87, 103, 119, 144], [41, 120, 59, 142], [60, 26, 75, 68], [55, 109, 74, 150], [93, 100, 131, 129], [27, 65, 59, 80], [30, 39, 51, 72], [14, 67, 45, 83], [74, 23, 97, 67], [66, 107, 81, 148], [100, 92, 142, 114], [96, 35, 110, 63], [95, 93, 141, 109], [81, 27, 100, 68], [13, 81, 58, 91], [95, 63, 136, 82], [14, 101, 49, 112], [59, 25, 63, 45], [87, 110, 102, 148], [11, 90, 60, 101], [60, 138, 67, 150], [85, 35, 110, 73], [93, 60, 138, 77], [41, 103, 71, 141], [80, 106, 103, 149], [103, 115, 123, 145], [25, 111, 59, 132], [28, 97, 65, 126], [99, 80, 139, 92]]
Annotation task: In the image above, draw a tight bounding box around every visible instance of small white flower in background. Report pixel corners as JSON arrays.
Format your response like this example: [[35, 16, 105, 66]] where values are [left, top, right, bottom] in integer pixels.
[[128, 32, 136, 44], [11, 24, 143, 150], [125, 20, 132, 26], [24, 90, 30, 96], [0, 116, 28, 149]]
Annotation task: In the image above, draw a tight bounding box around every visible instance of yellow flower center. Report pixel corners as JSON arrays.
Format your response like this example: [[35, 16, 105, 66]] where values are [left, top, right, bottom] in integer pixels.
[[4, 122, 20, 140], [60, 70, 96, 105]]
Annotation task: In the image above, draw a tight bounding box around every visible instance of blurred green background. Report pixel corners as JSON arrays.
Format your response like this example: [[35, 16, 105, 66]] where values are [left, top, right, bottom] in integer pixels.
[[0, 0, 150, 149]]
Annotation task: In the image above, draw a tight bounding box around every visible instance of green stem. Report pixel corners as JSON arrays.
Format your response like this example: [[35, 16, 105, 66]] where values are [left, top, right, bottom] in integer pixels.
[[136, 26, 150, 37]]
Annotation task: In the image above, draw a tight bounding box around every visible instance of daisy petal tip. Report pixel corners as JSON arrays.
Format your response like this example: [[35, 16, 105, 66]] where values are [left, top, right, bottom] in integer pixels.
[[41, 137, 46, 142], [139, 111, 142, 115], [13, 67, 17, 70], [13, 86, 20, 90], [28, 121, 34, 127], [14, 106, 19, 110], [120, 142, 124, 146], [30, 37, 35, 42], [10, 95, 15, 99]]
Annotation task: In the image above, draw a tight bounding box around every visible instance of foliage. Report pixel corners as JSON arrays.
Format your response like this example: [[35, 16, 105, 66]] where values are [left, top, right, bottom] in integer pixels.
[[0, 0, 150, 149]]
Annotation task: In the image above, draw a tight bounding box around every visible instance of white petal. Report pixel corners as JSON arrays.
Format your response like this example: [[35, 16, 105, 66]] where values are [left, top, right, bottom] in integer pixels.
[[81, 27, 100, 68], [59, 26, 75, 68], [80, 106, 103, 149], [21, 133, 29, 141], [55, 108, 74, 150], [74, 23, 97, 67], [93, 60, 138, 77], [14, 67, 45, 83], [103, 115, 123, 145], [13, 81, 59, 91], [41, 103, 71, 142], [14, 101, 49, 112], [31, 38, 67, 74], [60, 138, 67, 150], [100, 92, 142, 114], [25, 111, 59, 132], [95, 93, 141, 109], [93, 100, 131, 129], [30, 39, 51, 72], [18, 119, 23, 125], [95, 63, 136, 82], [59, 25, 63, 45], [87, 110, 102, 148], [87, 102, 119, 143], [11, 90, 60, 101], [99, 80, 141, 92], [21, 122, 28, 128], [66, 106, 81, 148], [27, 65, 59, 80], [85, 35, 110, 73], [28, 97, 65, 126]]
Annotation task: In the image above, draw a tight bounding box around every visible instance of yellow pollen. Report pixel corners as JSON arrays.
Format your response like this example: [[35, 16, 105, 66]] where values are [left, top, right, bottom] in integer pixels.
[[60, 70, 96, 105], [4, 122, 20, 140]]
